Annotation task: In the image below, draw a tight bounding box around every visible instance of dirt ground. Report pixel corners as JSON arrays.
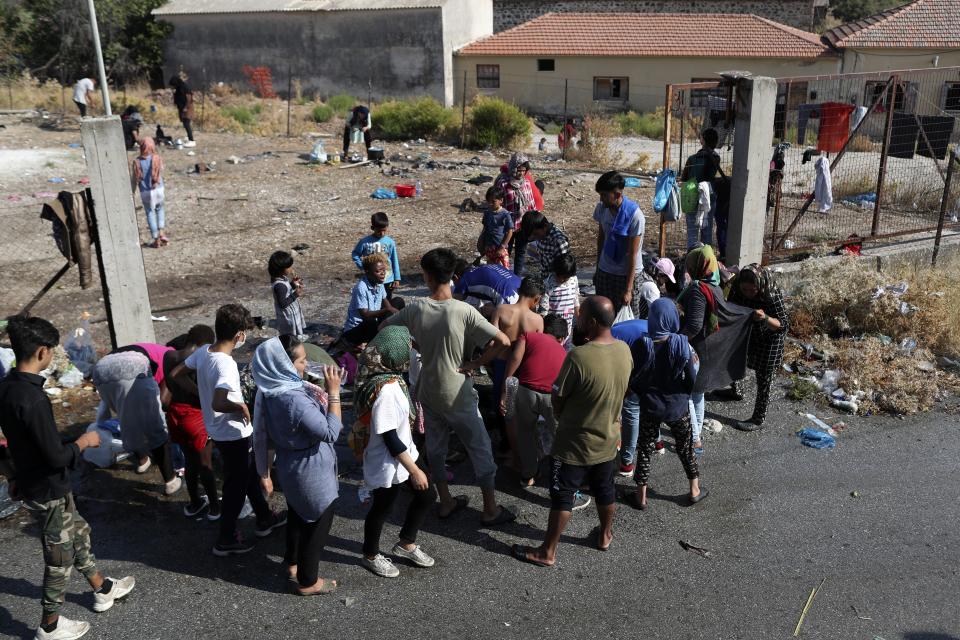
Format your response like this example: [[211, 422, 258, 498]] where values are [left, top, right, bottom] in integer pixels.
[[0, 113, 662, 353]]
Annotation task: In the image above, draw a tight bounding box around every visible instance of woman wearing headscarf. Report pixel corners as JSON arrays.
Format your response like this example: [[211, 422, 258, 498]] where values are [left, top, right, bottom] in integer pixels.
[[130, 137, 168, 248], [494, 152, 544, 276], [726, 264, 789, 431], [354, 326, 436, 579], [92, 350, 181, 495], [624, 298, 706, 509], [251, 335, 342, 596]]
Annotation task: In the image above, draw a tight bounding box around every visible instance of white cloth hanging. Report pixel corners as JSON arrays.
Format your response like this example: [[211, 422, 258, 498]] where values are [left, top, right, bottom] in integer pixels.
[[814, 155, 832, 213]]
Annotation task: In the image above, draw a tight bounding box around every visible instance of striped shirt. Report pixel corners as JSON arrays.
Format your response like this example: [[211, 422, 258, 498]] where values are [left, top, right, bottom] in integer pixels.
[[539, 274, 580, 347], [535, 224, 571, 277]]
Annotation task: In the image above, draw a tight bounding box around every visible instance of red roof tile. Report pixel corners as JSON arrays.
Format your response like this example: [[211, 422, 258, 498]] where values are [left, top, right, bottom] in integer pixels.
[[457, 12, 835, 59], [824, 0, 960, 48]]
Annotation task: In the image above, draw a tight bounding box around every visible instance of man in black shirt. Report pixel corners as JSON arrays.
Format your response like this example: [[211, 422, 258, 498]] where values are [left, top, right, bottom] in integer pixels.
[[0, 315, 136, 640]]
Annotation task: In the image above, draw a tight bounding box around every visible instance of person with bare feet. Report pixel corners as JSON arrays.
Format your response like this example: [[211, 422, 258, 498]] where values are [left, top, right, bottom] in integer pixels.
[[622, 298, 706, 511], [382, 248, 515, 526], [513, 296, 632, 566]]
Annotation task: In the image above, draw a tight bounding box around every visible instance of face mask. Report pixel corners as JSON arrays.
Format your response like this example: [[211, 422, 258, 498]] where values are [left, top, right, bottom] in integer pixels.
[[235, 333, 246, 349]]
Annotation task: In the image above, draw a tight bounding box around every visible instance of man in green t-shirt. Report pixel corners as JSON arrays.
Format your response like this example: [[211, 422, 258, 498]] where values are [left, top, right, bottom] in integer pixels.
[[382, 248, 515, 526], [512, 296, 632, 567]]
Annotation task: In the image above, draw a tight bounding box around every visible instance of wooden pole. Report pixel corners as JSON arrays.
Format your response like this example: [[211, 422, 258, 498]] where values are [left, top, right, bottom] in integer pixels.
[[561, 79, 568, 160], [459, 70, 467, 148], [872, 76, 898, 237], [932, 147, 958, 267]]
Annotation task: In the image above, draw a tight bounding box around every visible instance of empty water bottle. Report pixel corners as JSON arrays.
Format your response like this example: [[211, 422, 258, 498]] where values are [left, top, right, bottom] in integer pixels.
[[504, 376, 519, 418], [415, 180, 423, 197]]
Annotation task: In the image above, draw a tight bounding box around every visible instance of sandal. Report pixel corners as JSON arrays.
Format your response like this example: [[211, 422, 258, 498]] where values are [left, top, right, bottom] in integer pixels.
[[589, 526, 611, 551], [689, 487, 710, 506], [292, 578, 337, 596], [438, 495, 469, 520], [622, 491, 647, 511], [511, 544, 552, 567], [481, 505, 517, 527]]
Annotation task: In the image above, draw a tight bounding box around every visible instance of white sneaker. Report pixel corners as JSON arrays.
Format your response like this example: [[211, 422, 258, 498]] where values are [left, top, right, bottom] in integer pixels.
[[182, 140, 196, 148], [34, 616, 90, 640], [135, 458, 151, 474], [362, 553, 400, 578], [392, 543, 435, 568], [163, 477, 182, 496], [92, 576, 136, 612]]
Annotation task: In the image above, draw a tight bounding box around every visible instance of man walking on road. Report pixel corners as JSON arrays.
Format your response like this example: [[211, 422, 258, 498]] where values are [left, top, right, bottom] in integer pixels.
[[513, 296, 633, 566], [0, 315, 135, 640]]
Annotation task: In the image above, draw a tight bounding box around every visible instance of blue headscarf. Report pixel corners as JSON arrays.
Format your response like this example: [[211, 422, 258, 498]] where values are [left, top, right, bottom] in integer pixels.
[[251, 337, 303, 398], [636, 298, 690, 379]]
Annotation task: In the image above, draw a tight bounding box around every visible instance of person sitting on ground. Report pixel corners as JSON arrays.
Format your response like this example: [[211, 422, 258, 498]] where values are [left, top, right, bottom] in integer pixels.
[[725, 264, 789, 432], [381, 248, 515, 526], [357, 326, 437, 579], [169, 73, 196, 147], [477, 186, 513, 270], [512, 296, 632, 566], [501, 314, 568, 487], [593, 170, 646, 316], [538, 253, 580, 348], [453, 260, 521, 312], [624, 298, 706, 510], [131, 137, 168, 249], [520, 211, 571, 284], [636, 257, 677, 320], [163, 324, 221, 519], [343, 104, 372, 158], [92, 349, 182, 496], [121, 106, 144, 150], [342, 253, 400, 348], [0, 315, 136, 640], [72, 74, 96, 118], [681, 128, 720, 249], [268, 250, 305, 338], [251, 335, 342, 596], [351, 212, 401, 298]]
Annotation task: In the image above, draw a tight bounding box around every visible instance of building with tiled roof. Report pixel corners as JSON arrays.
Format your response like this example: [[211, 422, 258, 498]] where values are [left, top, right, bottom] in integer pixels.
[[454, 12, 838, 113]]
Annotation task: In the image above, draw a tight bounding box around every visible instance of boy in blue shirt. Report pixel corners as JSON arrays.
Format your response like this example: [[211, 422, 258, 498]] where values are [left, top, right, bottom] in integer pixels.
[[352, 212, 401, 298], [476, 186, 513, 269], [342, 254, 400, 347]]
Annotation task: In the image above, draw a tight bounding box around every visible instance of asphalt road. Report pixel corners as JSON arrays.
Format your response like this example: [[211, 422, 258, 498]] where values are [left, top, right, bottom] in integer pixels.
[[1, 391, 959, 640]]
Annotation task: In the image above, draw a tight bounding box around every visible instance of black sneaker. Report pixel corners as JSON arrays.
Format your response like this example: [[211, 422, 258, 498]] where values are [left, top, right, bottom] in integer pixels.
[[183, 495, 209, 518], [212, 535, 255, 557], [255, 510, 288, 538]]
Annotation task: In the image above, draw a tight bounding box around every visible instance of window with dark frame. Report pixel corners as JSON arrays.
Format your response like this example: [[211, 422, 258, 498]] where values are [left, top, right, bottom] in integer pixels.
[[476, 64, 500, 89], [537, 59, 555, 72], [943, 82, 960, 112], [593, 77, 628, 101]]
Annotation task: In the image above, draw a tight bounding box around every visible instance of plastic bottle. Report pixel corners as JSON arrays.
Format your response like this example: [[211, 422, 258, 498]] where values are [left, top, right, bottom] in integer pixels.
[[504, 377, 519, 418], [415, 180, 423, 197]]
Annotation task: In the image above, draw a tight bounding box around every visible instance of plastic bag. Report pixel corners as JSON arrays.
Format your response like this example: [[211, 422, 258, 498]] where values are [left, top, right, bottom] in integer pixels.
[[680, 180, 699, 214], [613, 305, 634, 325], [652, 169, 676, 212], [503, 377, 519, 419], [64, 313, 96, 376], [797, 428, 836, 449], [371, 188, 397, 199], [57, 365, 84, 388], [308, 140, 327, 163], [662, 183, 682, 223]]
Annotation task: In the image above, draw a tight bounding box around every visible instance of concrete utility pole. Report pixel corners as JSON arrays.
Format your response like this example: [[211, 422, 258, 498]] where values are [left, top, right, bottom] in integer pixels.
[[85, 0, 112, 115], [725, 76, 777, 266], [81, 118, 156, 347]]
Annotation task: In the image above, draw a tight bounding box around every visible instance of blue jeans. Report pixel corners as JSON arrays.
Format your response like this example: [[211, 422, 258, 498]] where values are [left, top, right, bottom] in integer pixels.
[[689, 357, 705, 445], [145, 200, 166, 239], [619, 391, 640, 466]]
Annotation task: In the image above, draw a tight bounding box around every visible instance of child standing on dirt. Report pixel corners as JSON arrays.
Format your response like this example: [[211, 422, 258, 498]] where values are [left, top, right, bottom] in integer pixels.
[[131, 137, 168, 248], [352, 212, 401, 298], [268, 251, 305, 338], [476, 186, 513, 269]]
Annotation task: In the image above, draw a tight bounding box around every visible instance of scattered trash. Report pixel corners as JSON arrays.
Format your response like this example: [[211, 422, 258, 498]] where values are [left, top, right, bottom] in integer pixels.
[[803, 413, 834, 434], [898, 301, 918, 316], [849, 605, 871, 620], [783, 239, 796, 249], [63, 314, 96, 376], [787, 376, 819, 401], [151, 315, 169, 322], [277, 205, 299, 213], [186, 151, 196, 156], [44, 387, 62, 397], [292, 243, 310, 253], [678, 540, 711, 558], [703, 419, 723, 434], [850, 490, 860, 498], [623, 176, 643, 187], [841, 192, 876, 207], [936, 356, 960, 371], [371, 187, 397, 199], [460, 197, 480, 213], [829, 398, 859, 413], [916, 360, 936, 372], [308, 141, 326, 163], [797, 428, 836, 449], [898, 337, 917, 356], [68, 143, 82, 148], [47, 177, 65, 183], [872, 282, 908, 299], [395, 184, 416, 198], [78, 177, 90, 185], [57, 366, 84, 388], [793, 577, 827, 637], [816, 369, 840, 393], [33, 191, 57, 199], [343, 597, 357, 608]]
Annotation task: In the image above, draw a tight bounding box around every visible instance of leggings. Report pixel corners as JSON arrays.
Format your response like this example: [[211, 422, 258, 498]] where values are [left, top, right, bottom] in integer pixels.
[[214, 437, 272, 544], [634, 413, 699, 487], [180, 116, 194, 141], [732, 363, 775, 423], [363, 481, 436, 557], [184, 443, 219, 508], [285, 504, 336, 587]]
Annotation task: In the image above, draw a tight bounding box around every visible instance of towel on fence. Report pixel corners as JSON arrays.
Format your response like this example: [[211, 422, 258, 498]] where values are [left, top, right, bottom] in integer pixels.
[[888, 112, 919, 159], [814, 155, 832, 213], [917, 115, 955, 160]]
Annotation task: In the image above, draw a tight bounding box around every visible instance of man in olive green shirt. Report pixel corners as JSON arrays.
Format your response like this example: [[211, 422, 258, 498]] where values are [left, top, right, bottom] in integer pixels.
[[513, 296, 632, 567]]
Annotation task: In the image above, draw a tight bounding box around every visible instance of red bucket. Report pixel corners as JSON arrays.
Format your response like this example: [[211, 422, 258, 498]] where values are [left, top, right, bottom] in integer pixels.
[[395, 184, 416, 198]]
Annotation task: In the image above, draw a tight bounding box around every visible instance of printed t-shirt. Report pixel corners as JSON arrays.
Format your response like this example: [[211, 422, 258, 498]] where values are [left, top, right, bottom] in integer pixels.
[[454, 265, 521, 306]]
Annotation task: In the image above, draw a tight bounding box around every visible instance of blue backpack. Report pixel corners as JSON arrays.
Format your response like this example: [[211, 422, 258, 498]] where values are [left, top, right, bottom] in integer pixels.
[[653, 169, 677, 213]]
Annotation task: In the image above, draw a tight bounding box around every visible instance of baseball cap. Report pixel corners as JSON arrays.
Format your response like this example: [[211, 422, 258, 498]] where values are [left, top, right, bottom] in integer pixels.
[[654, 258, 676, 283]]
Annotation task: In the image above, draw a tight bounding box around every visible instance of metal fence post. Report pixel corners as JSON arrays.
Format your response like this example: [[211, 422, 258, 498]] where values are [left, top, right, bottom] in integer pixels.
[[286, 64, 292, 138], [872, 76, 898, 237], [932, 147, 958, 267], [561, 79, 568, 160]]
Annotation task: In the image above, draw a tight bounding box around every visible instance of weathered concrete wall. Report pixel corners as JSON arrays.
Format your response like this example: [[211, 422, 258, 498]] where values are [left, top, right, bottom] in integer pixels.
[[493, 0, 817, 32], [442, 0, 495, 105], [161, 9, 447, 105]]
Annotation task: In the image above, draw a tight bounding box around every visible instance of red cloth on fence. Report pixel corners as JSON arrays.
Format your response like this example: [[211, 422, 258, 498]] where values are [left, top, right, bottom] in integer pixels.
[[817, 102, 856, 153]]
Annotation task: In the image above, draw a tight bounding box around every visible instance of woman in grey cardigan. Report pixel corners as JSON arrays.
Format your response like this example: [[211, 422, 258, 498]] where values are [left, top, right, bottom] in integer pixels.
[[252, 335, 342, 596]]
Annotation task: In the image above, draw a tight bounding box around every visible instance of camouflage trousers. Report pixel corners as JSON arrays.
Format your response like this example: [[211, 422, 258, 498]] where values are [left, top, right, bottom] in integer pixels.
[[24, 493, 98, 616]]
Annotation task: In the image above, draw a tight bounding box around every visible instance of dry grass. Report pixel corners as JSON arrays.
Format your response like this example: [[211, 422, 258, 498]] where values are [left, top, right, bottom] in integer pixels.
[[564, 113, 624, 166]]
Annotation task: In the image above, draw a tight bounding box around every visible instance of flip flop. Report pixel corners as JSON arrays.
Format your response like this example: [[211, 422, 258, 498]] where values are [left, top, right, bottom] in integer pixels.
[[438, 495, 470, 520], [481, 505, 517, 527], [292, 578, 337, 596], [689, 487, 710, 506], [589, 526, 611, 551], [622, 491, 647, 511], [512, 544, 552, 567]]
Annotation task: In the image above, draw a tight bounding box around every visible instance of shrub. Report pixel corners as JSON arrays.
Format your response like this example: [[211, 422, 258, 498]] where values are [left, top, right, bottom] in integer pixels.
[[241, 65, 277, 99], [327, 93, 357, 113], [467, 97, 531, 149], [617, 110, 664, 138], [222, 105, 257, 127], [373, 97, 455, 140], [311, 104, 334, 123]]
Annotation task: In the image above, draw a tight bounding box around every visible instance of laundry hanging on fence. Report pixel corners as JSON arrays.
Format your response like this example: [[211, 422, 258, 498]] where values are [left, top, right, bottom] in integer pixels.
[[39, 190, 95, 289], [851, 106, 868, 131], [797, 104, 820, 145], [817, 103, 855, 153], [888, 112, 920, 159], [814, 155, 832, 214], [917, 115, 955, 160]]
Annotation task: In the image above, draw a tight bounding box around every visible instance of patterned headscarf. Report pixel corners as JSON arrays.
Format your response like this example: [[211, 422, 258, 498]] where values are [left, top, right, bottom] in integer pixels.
[[735, 263, 778, 303], [355, 326, 416, 428], [678, 245, 721, 335], [497, 152, 534, 220]]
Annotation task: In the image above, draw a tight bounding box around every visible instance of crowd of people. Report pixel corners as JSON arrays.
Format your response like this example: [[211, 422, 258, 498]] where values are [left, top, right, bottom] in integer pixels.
[[0, 140, 791, 639]]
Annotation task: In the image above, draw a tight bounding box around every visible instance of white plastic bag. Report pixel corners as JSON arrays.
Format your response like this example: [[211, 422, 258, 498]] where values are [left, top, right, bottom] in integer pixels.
[[308, 140, 327, 163], [613, 305, 634, 325]]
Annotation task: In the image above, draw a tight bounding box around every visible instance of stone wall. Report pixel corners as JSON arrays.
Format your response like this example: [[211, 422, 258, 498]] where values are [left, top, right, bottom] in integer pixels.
[[493, 0, 817, 32]]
